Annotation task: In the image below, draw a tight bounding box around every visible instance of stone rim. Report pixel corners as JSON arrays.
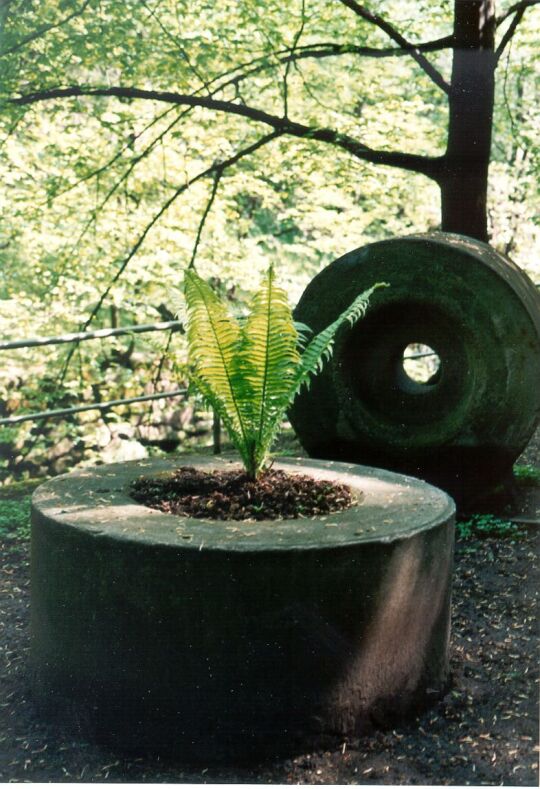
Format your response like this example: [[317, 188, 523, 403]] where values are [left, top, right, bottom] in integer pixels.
[[32, 456, 455, 553]]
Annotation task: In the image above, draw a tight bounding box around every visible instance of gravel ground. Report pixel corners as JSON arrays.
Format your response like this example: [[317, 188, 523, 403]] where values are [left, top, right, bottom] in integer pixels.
[[0, 437, 538, 785]]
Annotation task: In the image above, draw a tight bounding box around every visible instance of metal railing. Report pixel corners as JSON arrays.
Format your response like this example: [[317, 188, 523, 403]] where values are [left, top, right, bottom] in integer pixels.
[[0, 322, 437, 432], [0, 320, 182, 351], [0, 389, 188, 426], [0, 320, 186, 427]]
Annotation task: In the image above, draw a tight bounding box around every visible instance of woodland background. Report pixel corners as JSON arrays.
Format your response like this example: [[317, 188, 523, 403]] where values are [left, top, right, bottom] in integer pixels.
[[0, 0, 538, 480]]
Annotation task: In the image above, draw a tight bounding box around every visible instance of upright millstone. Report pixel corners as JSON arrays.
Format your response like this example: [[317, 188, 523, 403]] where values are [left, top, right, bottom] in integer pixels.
[[289, 232, 540, 507]]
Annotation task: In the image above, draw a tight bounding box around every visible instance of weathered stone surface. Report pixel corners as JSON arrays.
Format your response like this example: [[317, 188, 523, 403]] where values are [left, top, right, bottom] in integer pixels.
[[31, 457, 454, 762], [289, 233, 540, 506]]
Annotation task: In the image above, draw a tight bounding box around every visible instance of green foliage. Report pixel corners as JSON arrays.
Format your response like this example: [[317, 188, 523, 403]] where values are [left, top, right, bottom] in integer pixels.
[[456, 513, 526, 541], [0, 497, 31, 540], [1, 2, 537, 354], [183, 266, 386, 478], [0, 2, 538, 477], [0, 477, 43, 540], [513, 464, 540, 486]]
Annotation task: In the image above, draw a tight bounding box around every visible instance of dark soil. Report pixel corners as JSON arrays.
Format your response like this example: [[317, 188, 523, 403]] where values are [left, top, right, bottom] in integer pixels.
[[130, 466, 354, 520], [1, 527, 537, 785]]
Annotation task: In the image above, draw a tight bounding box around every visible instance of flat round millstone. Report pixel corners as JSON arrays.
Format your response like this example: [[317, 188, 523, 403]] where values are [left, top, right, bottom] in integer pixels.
[[289, 232, 540, 506], [33, 455, 454, 551], [31, 457, 455, 762]]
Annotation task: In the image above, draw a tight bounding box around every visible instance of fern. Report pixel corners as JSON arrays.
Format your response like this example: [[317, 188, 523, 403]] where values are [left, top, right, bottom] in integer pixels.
[[184, 271, 246, 441], [183, 267, 387, 478], [293, 283, 385, 395], [239, 265, 300, 473]]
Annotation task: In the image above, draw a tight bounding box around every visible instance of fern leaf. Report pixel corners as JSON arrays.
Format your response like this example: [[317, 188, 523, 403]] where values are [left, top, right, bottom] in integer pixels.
[[294, 320, 313, 350], [293, 282, 388, 396], [169, 288, 187, 325], [187, 371, 252, 470], [183, 270, 249, 447], [236, 265, 300, 475]]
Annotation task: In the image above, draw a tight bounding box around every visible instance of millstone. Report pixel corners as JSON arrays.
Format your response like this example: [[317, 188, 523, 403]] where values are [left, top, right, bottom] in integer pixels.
[[289, 232, 540, 506], [31, 456, 455, 762]]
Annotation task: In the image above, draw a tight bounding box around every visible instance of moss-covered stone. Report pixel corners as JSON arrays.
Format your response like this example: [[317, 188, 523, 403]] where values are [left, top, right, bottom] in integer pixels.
[[290, 233, 540, 506]]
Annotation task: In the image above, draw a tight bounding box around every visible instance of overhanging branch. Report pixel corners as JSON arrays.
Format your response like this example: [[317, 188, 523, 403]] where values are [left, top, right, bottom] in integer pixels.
[[155, 34, 453, 109], [12, 85, 283, 126], [11, 85, 441, 178], [495, 0, 538, 62], [280, 36, 455, 60], [336, 0, 451, 94], [213, 36, 455, 95], [496, 0, 539, 26]]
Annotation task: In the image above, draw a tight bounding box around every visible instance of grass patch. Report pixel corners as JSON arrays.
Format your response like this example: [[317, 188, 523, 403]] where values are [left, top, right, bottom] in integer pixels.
[[0, 478, 45, 500], [513, 463, 540, 487], [456, 513, 526, 541], [0, 478, 42, 543], [0, 497, 31, 541]]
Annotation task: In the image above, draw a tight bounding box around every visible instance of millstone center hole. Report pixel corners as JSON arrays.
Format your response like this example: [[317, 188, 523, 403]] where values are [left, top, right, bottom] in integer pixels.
[[402, 343, 441, 385]]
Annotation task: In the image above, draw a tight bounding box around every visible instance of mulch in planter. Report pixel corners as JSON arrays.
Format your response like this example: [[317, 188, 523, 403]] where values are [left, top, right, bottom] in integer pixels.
[[130, 466, 354, 520]]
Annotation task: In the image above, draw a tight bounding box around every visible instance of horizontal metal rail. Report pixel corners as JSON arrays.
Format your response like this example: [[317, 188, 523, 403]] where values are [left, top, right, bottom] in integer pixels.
[[0, 320, 183, 351], [0, 389, 188, 426], [0, 320, 437, 432], [404, 351, 438, 360], [0, 322, 438, 358]]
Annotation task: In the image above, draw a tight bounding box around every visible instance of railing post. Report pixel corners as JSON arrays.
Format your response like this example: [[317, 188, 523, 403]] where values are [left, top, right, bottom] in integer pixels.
[[212, 411, 221, 455]]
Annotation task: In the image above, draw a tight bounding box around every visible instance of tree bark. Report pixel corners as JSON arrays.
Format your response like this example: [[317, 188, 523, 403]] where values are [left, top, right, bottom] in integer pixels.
[[440, 1, 497, 241]]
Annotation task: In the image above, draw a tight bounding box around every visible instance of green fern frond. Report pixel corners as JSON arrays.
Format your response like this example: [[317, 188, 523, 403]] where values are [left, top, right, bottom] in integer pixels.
[[183, 270, 248, 446], [294, 320, 313, 350], [169, 289, 187, 324], [293, 283, 389, 396], [236, 265, 300, 476], [187, 371, 251, 469], [182, 266, 387, 480]]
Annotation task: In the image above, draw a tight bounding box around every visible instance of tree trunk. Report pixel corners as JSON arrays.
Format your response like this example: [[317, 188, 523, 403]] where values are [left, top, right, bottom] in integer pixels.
[[440, 1, 496, 242]]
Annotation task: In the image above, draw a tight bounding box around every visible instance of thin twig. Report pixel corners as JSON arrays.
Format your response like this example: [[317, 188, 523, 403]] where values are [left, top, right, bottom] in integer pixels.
[[62, 106, 191, 259], [151, 330, 175, 391], [140, 0, 213, 95], [152, 169, 224, 386], [188, 168, 223, 270], [283, 0, 306, 119], [44, 105, 177, 205], [495, 1, 534, 62], [57, 131, 281, 382], [502, 40, 516, 140], [336, 0, 451, 94], [0, 0, 93, 57], [0, 110, 26, 150]]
